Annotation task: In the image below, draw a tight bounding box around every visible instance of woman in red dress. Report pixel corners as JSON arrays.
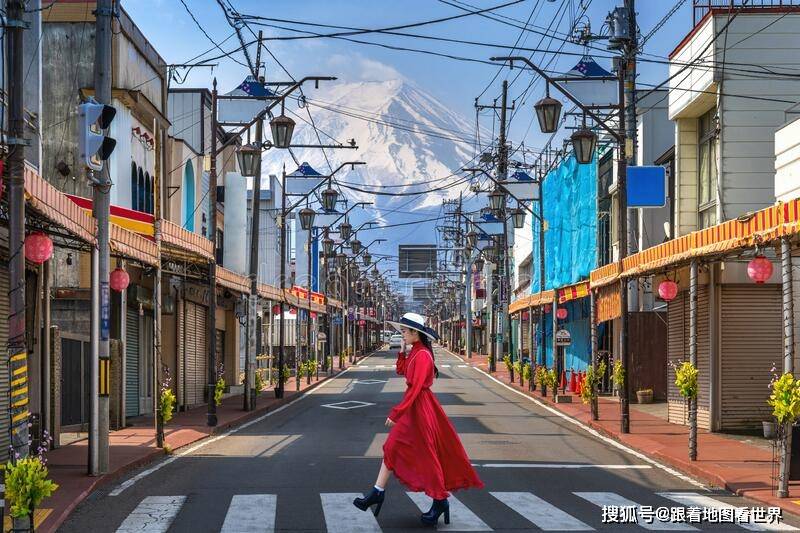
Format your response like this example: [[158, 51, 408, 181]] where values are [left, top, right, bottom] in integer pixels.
[[353, 312, 483, 526]]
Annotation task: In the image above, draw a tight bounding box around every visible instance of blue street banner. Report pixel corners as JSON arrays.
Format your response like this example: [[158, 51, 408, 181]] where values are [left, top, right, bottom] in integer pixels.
[[627, 166, 667, 208]]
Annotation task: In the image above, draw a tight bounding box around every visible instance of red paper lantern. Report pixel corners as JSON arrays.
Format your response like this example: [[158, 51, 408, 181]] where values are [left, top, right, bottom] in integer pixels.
[[272, 304, 280, 315], [522, 311, 529, 320], [543, 304, 552, 313], [748, 255, 773, 284], [556, 307, 568, 320], [658, 280, 678, 301], [24, 232, 53, 264], [310, 312, 317, 319], [289, 307, 297, 315], [109, 267, 130, 292]]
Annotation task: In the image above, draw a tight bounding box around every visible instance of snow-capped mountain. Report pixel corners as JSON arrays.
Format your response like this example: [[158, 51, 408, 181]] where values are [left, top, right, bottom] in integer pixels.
[[261, 80, 479, 213]]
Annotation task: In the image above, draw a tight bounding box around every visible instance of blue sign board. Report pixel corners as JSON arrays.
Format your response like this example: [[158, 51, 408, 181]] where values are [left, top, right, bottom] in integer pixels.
[[332, 316, 343, 325], [627, 166, 666, 208]]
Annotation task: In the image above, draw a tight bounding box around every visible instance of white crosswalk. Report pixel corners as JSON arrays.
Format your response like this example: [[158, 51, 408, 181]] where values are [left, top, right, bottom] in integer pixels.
[[113, 491, 797, 532]]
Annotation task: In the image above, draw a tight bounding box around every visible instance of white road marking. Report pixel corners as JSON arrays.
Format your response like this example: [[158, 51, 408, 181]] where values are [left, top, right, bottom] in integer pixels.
[[475, 463, 651, 470], [220, 494, 276, 532], [116, 496, 185, 532], [440, 347, 706, 490], [109, 352, 376, 496], [491, 492, 594, 531], [322, 400, 376, 410], [406, 492, 492, 531], [575, 492, 696, 530], [658, 493, 798, 531], [441, 364, 451, 368], [458, 365, 468, 368], [320, 493, 382, 533]]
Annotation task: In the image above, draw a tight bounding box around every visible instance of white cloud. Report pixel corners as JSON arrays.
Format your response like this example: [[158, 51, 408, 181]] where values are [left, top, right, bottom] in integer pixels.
[[325, 53, 405, 83]]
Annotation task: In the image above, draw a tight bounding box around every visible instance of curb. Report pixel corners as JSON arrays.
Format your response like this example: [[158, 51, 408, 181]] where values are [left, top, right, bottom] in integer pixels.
[[41, 355, 372, 533]]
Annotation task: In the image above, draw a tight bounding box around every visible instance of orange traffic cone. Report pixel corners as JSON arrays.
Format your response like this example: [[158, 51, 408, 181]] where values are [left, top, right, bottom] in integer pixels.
[[568, 369, 578, 393], [560, 370, 567, 391]]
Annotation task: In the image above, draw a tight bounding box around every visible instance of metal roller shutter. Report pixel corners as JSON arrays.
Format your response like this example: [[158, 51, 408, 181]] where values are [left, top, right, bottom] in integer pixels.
[[126, 309, 140, 418], [184, 302, 208, 407], [667, 287, 711, 429], [721, 285, 781, 431], [0, 264, 10, 457]]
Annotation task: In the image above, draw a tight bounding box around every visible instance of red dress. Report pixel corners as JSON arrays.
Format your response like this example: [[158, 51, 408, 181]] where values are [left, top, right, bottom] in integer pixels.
[[382, 341, 484, 499]]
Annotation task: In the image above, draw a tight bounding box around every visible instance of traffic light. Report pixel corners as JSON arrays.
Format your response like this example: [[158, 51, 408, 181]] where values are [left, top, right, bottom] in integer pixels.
[[78, 97, 116, 171]]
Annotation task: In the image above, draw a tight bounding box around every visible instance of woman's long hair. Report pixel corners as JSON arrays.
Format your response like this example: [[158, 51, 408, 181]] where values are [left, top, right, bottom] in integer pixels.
[[418, 333, 439, 378]]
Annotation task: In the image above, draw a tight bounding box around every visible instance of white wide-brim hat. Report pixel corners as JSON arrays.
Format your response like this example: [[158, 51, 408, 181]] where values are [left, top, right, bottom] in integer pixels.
[[387, 312, 440, 341]]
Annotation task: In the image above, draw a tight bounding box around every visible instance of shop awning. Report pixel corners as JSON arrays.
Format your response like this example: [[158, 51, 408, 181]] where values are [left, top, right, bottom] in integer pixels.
[[509, 290, 555, 314], [24, 164, 96, 244], [258, 282, 284, 302], [110, 223, 159, 267], [160, 219, 214, 263], [558, 281, 590, 304], [596, 283, 621, 323], [24, 165, 159, 266], [217, 266, 250, 294], [589, 200, 799, 285]]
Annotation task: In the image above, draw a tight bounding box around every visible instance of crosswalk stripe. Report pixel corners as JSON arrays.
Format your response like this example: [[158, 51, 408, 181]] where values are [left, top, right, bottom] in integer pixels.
[[406, 492, 492, 531], [116, 496, 186, 533], [490, 492, 593, 531], [320, 493, 382, 533], [458, 365, 468, 368], [658, 493, 798, 531], [220, 494, 276, 532], [441, 365, 451, 368], [575, 492, 696, 530]]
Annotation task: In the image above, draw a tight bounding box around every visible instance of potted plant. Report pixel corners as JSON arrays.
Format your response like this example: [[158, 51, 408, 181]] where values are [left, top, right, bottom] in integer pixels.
[[535, 366, 547, 396], [580, 361, 606, 406], [763, 420, 778, 440], [612, 359, 625, 395], [636, 388, 654, 404], [5, 431, 58, 532]]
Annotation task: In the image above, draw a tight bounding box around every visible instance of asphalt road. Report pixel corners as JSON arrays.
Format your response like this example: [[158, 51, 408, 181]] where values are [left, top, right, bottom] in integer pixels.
[[59, 348, 800, 532]]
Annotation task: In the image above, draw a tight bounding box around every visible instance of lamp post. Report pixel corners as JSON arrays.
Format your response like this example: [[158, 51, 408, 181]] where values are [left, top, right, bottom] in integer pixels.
[[275, 161, 365, 398], [491, 54, 629, 432]]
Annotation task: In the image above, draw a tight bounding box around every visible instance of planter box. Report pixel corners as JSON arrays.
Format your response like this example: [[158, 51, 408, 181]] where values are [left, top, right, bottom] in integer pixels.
[[555, 394, 573, 404], [636, 390, 653, 404]]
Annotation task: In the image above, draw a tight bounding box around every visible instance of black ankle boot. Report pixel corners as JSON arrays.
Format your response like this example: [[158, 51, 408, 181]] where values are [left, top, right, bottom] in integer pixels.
[[353, 488, 385, 516], [421, 498, 450, 526]]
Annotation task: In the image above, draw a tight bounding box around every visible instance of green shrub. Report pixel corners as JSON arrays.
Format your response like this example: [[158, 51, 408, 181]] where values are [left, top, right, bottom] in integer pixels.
[[214, 377, 225, 406], [674, 361, 698, 399], [160, 388, 176, 425], [769, 372, 800, 425], [4, 457, 58, 518]]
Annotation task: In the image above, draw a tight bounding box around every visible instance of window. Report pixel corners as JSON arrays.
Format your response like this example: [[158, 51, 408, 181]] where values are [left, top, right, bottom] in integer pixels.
[[182, 161, 195, 232], [698, 109, 718, 228], [130, 163, 138, 211], [137, 168, 145, 213]]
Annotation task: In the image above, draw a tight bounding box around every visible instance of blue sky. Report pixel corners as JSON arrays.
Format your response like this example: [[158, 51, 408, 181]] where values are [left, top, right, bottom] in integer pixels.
[[126, 0, 694, 151]]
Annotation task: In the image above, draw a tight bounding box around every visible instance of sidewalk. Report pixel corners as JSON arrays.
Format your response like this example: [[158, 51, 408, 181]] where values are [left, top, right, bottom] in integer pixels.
[[450, 349, 800, 518], [36, 357, 364, 533]]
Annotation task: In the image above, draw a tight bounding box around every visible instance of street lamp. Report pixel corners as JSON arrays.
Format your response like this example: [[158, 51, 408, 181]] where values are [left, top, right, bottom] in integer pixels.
[[339, 220, 352, 241], [270, 114, 296, 149], [322, 236, 335, 256], [489, 187, 506, 211], [321, 186, 338, 212], [337, 252, 348, 268], [571, 126, 597, 165], [299, 207, 316, 231], [474, 256, 485, 272], [236, 143, 261, 177], [363, 252, 372, 266], [511, 207, 526, 229], [534, 84, 562, 134], [350, 239, 362, 255]]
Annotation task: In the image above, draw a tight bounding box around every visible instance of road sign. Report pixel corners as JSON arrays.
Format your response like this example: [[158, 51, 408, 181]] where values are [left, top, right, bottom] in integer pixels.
[[555, 329, 572, 346], [332, 316, 343, 325], [627, 166, 666, 208]]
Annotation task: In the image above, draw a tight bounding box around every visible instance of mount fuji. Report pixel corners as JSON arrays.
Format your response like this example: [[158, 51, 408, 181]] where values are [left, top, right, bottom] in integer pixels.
[[261, 79, 481, 216]]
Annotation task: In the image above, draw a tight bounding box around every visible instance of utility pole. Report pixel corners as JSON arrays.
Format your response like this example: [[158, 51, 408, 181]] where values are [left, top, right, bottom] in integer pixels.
[[624, 0, 639, 314], [619, 0, 636, 434], [207, 79, 219, 426], [92, 0, 114, 474], [476, 81, 513, 373], [6, 0, 30, 480], [276, 166, 287, 399], [245, 31, 264, 412]]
